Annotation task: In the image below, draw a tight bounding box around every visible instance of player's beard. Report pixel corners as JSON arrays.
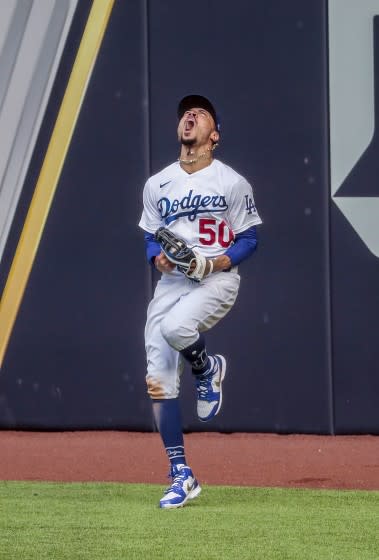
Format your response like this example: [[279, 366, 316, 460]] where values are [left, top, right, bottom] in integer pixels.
[[181, 137, 196, 147]]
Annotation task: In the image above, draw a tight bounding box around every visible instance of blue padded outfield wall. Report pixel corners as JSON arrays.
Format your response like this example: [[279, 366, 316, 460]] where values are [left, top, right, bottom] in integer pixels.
[[0, 0, 378, 434]]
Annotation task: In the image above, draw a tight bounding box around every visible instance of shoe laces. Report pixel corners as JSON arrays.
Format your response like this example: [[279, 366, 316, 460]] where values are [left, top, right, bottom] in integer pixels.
[[196, 358, 218, 399], [196, 376, 213, 399], [164, 467, 187, 494]]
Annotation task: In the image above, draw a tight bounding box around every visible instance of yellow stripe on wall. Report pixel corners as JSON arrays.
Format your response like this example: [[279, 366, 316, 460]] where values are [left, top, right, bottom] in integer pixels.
[[0, 0, 115, 368]]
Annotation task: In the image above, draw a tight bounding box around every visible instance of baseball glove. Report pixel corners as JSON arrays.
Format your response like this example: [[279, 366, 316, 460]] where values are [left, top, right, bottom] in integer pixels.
[[155, 227, 213, 282]]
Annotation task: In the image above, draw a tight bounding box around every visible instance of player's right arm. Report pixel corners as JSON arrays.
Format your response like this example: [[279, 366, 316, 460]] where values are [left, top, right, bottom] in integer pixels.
[[139, 179, 161, 233], [143, 231, 175, 271], [139, 179, 175, 272]]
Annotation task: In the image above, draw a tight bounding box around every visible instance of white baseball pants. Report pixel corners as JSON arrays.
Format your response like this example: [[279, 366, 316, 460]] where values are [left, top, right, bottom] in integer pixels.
[[145, 268, 240, 399]]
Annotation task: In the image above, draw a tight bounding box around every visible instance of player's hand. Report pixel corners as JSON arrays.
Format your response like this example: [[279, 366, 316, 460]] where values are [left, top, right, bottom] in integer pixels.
[[155, 252, 176, 273], [211, 255, 232, 272]]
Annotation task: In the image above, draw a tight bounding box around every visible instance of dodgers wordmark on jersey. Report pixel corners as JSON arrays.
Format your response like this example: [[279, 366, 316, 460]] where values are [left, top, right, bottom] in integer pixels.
[[139, 159, 262, 258]]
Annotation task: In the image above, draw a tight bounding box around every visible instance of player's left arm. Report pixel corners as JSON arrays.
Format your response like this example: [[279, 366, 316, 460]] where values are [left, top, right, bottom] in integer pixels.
[[211, 226, 258, 272], [211, 178, 262, 272]]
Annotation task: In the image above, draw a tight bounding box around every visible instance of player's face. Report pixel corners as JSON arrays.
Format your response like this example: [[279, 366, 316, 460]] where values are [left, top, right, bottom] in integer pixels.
[[177, 108, 218, 147]]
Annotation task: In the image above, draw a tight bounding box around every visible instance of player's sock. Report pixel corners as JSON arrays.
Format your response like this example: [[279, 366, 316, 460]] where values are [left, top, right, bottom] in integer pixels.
[[152, 399, 187, 467], [180, 333, 211, 376]]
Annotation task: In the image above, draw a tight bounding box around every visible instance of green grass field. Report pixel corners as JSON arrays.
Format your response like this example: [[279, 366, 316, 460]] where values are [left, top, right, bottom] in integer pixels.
[[1, 481, 378, 560]]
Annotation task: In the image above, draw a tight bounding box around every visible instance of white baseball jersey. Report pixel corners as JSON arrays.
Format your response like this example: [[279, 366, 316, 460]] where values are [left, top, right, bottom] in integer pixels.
[[139, 159, 262, 256]]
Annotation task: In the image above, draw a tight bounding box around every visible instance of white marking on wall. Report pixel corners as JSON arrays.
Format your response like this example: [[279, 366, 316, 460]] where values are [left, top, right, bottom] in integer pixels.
[[329, 0, 379, 257], [0, 0, 79, 265]]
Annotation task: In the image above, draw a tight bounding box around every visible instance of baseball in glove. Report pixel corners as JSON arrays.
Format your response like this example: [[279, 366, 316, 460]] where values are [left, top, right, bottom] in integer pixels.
[[155, 227, 213, 282]]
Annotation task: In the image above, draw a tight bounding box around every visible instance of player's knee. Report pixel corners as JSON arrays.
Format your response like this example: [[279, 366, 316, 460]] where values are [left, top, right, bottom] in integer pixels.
[[160, 316, 182, 349], [160, 318, 197, 351]]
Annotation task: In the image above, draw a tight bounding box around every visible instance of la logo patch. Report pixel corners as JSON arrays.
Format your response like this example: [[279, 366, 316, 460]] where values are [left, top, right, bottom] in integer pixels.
[[244, 194, 256, 215]]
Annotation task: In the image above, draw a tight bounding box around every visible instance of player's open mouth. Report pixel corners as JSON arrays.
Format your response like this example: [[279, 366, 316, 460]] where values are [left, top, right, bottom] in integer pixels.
[[184, 118, 195, 131]]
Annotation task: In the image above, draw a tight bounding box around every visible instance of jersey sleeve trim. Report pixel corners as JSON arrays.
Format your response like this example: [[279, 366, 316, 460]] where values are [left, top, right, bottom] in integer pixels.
[[138, 221, 158, 234], [232, 217, 262, 235]]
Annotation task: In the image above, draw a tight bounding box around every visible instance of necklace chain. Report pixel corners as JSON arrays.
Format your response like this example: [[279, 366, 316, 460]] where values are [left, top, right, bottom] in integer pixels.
[[178, 144, 217, 165]]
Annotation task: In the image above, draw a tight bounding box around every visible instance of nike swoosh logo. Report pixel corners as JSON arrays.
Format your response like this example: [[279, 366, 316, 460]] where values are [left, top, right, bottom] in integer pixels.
[[160, 180, 171, 188]]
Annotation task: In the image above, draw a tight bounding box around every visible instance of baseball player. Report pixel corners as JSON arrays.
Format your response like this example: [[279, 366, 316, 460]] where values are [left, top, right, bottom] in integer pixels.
[[139, 94, 262, 508]]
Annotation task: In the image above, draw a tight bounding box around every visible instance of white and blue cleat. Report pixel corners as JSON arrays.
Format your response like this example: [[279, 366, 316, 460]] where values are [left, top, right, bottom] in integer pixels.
[[159, 464, 201, 509], [196, 354, 226, 422]]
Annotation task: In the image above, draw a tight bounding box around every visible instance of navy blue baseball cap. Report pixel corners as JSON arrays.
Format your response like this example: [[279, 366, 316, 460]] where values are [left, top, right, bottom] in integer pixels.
[[177, 94, 221, 133]]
